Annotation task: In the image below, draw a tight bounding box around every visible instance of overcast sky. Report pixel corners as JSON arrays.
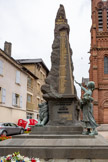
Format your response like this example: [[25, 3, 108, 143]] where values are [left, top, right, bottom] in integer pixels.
[[0, 0, 91, 97]]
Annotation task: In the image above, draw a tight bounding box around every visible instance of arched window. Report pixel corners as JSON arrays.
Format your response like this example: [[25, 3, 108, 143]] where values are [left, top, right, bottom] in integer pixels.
[[104, 56, 108, 74], [98, 9, 103, 31]]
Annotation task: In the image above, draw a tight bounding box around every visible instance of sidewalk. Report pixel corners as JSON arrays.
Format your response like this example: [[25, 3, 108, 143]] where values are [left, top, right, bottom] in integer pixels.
[[99, 131, 108, 140], [98, 124, 108, 140]]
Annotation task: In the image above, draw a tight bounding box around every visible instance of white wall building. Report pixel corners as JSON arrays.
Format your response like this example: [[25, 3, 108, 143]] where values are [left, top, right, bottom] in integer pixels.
[[0, 42, 27, 123]]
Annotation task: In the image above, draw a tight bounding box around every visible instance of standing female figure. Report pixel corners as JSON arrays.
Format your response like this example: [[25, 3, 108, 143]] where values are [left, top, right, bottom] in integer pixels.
[[75, 81, 98, 136]]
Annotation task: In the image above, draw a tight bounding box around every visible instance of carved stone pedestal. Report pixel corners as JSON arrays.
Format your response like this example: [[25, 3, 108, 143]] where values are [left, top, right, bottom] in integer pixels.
[[47, 95, 80, 126]]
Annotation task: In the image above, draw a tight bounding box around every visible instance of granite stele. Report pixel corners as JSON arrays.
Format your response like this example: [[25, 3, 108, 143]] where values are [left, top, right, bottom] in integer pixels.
[[0, 5, 108, 161]]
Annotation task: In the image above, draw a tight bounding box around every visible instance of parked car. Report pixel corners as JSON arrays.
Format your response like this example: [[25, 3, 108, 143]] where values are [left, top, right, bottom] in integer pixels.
[[0, 122, 24, 136], [17, 119, 38, 131]]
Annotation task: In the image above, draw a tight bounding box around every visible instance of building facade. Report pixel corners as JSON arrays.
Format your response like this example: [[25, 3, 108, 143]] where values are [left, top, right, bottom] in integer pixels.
[[89, 0, 108, 123], [22, 66, 38, 119], [0, 42, 43, 123], [0, 43, 27, 123], [17, 59, 49, 119]]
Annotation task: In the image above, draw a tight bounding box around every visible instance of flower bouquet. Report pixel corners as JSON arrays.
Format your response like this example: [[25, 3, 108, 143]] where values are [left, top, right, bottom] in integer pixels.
[[0, 152, 40, 162]]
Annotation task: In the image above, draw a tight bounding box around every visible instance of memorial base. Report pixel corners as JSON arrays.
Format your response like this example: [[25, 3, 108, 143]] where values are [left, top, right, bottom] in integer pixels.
[[31, 125, 83, 134], [0, 134, 108, 159]]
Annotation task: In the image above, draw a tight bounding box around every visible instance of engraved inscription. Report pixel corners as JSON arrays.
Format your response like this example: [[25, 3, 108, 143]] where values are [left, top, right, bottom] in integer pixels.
[[56, 101, 72, 106], [58, 106, 69, 113], [55, 101, 73, 120], [59, 31, 67, 93]]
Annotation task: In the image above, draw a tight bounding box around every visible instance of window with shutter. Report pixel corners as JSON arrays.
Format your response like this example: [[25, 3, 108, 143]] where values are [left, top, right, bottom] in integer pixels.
[[27, 77, 33, 88], [15, 94, 19, 106], [27, 94, 32, 103], [0, 60, 3, 75], [16, 71, 20, 84], [0, 87, 6, 103], [20, 96, 22, 108], [12, 93, 16, 106], [2, 88, 6, 103], [12, 93, 21, 107]]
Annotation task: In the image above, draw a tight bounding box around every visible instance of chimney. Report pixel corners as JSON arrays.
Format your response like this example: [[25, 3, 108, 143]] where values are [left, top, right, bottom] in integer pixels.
[[4, 41, 12, 57]]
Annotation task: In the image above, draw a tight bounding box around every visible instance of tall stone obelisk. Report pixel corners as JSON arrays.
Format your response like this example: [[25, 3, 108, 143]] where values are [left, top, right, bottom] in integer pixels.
[[41, 5, 81, 129]]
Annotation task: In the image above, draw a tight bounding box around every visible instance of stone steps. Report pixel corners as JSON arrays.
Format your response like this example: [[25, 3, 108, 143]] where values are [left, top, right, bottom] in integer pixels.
[[13, 134, 94, 139]]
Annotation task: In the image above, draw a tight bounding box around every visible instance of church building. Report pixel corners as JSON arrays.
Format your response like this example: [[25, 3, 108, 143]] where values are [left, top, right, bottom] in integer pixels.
[[89, 0, 108, 123]]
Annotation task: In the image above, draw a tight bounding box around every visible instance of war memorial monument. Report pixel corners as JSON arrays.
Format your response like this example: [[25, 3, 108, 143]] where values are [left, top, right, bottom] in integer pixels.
[[0, 5, 108, 161]]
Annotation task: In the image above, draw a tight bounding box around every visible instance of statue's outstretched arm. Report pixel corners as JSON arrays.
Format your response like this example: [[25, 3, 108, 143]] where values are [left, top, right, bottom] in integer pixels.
[[75, 80, 87, 92], [80, 86, 87, 92], [75, 80, 81, 86]]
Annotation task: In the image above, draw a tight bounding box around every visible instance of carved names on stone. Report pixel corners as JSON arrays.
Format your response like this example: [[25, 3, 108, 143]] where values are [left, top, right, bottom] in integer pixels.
[[59, 31, 67, 93]]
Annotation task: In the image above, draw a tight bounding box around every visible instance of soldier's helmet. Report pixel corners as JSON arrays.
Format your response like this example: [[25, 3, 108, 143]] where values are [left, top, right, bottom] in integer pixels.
[[87, 81, 95, 91]]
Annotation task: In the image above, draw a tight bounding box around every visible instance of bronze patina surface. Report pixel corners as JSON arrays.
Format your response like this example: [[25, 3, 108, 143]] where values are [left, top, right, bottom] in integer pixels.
[[75, 81, 98, 136]]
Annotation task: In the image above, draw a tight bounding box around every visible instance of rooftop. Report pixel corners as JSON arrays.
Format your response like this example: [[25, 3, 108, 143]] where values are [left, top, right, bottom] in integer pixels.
[[16, 58, 49, 74]]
